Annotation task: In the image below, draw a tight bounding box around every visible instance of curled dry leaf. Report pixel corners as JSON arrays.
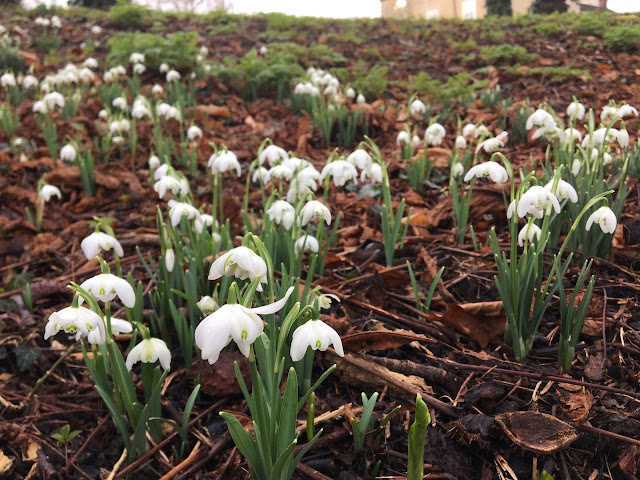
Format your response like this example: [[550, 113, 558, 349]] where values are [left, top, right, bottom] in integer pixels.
[[428, 302, 505, 348], [340, 328, 431, 353], [495, 411, 578, 454]]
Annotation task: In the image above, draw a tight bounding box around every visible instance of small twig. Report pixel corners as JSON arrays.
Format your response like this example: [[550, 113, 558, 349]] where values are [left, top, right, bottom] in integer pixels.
[[29, 343, 78, 398], [296, 462, 334, 480], [602, 287, 608, 367], [158, 440, 202, 480], [105, 448, 127, 480]]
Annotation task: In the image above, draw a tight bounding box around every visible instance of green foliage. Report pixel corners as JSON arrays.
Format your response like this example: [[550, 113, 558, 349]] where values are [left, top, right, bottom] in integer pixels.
[[408, 71, 488, 103], [479, 44, 538, 63], [352, 65, 388, 100], [108, 2, 149, 29], [529, 0, 567, 14], [485, 0, 513, 16], [269, 42, 348, 66], [14, 343, 41, 372], [534, 21, 561, 37], [107, 31, 199, 70], [0, 45, 26, 75], [603, 23, 640, 52], [503, 65, 590, 82], [33, 3, 53, 15], [51, 425, 82, 445], [34, 35, 61, 54], [68, 0, 117, 8], [571, 12, 611, 36]]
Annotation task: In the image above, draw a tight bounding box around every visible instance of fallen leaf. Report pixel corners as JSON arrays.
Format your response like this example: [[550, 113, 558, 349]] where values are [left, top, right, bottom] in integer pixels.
[[495, 411, 577, 454], [0, 450, 13, 475], [429, 302, 505, 348], [341, 328, 431, 352]]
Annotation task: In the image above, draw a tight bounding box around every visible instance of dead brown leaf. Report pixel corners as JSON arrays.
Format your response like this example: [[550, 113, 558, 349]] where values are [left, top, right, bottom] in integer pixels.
[[429, 302, 505, 348], [341, 328, 430, 352], [495, 411, 577, 454]]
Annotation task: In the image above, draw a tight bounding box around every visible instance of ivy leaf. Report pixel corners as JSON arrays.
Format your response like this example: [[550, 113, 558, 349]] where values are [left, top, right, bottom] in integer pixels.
[[14, 344, 41, 372]]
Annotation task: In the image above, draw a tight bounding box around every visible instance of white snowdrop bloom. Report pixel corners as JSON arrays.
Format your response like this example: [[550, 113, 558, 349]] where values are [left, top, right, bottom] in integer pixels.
[[112, 96, 127, 110], [295, 235, 319, 255], [98, 109, 108, 120], [165, 248, 175, 272], [464, 161, 509, 185], [208, 246, 267, 290], [315, 293, 340, 310], [78, 68, 95, 83], [131, 102, 150, 119], [563, 128, 582, 143], [109, 119, 130, 134], [83, 57, 98, 69], [410, 99, 426, 119], [309, 85, 320, 97], [194, 213, 215, 234], [45, 305, 106, 345], [282, 157, 311, 173], [78, 273, 135, 308], [290, 319, 343, 362], [411, 134, 421, 147], [33, 101, 46, 114], [476, 131, 508, 154], [126, 338, 171, 371], [166, 70, 181, 82], [39, 184, 62, 202], [603, 152, 612, 166], [187, 125, 203, 140], [269, 164, 294, 181], [526, 109, 555, 131], [152, 84, 164, 95], [600, 106, 620, 122], [323, 84, 338, 96], [462, 124, 476, 138], [425, 123, 445, 146], [43, 92, 64, 110], [299, 200, 332, 226], [129, 52, 145, 64], [360, 163, 383, 183], [197, 296, 219, 315], [156, 102, 171, 116], [21, 75, 39, 89], [159, 63, 169, 73], [618, 104, 638, 118], [455, 135, 467, 149], [396, 131, 411, 146], [295, 166, 321, 191], [111, 136, 124, 145], [208, 150, 241, 176], [165, 106, 181, 121], [586, 206, 617, 234], [110, 317, 133, 335], [168, 200, 201, 227], [532, 125, 565, 142], [35, 17, 50, 27], [582, 128, 617, 148], [518, 223, 542, 247], [81, 232, 124, 260], [148, 155, 161, 170], [294, 83, 310, 95], [452, 162, 464, 179], [91, 25, 102, 35], [566, 101, 585, 121], [59, 144, 77, 163], [346, 149, 373, 170], [571, 158, 582, 175], [266, 200, 295, 230], [320, 160, 358, 187], [1, 72, 16, 87], [356, 93, 366, 104], [195, 287, 294, 364], [345, 87, 356, 98], [259, 145, 288, 166], [252, 166, 271, 184], [154, 175, 189, 199], [200, 45, 209, 55], [133, 63, 146, 75], [544, 179, 578, 203], [51, 16, 62, 28], [617, 128, 629, 148], [153, 163, 172, 181], [516, 186, 561, 219]]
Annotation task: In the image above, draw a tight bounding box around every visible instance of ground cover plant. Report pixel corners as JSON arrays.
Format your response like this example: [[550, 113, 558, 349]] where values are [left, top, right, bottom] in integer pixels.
[[1, 4, 640, 480]]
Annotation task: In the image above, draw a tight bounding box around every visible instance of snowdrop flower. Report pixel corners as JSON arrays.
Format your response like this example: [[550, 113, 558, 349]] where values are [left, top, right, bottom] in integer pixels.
[[195, 287, 294, 364], [91, 25, 102, 35], [112, 97, 127, 110], [187, 125, 202, 140], [516, 186, 561, 219], [45, 305, 106, 345], [78, 68, 95, 83], [532, 125, 565, 142], [315, 293, 340, 310], [33, 100, 46, 114], [290, 319, 343, 362], [197, 296, 219, 315], [518, 223, 542, 247], [617, 127, 629, 148], [455, 135, 467, 149], [282, 157, 311, 173], [165, 248, 175, 272], [571, 158, 581, 175], [618, 104, 638, 118], [452, 162, 464, 179], [397, 131, 411, 146], [563, 128, 582, 143], [208, 150, 241, 176], [110, 317, 133, 335], [361, 163, 383, 183], [166, 70, 181, 82], [462, 124, 476, 138], [464, 161, 509, 185], [43, 92, 64, 110], [299, 200, 332, 226], [320, 160, 358, 187], [603, 152, 612, 166], [526, 109, 555, 130], [544, 179, 578, 203], [159, 63, 169, 73], [194, 213, 215, 234], [21, 75, 38, 89], [425, 123, 445, 146], [133, 63, 146, 75], [586, 206, 617, 234], [98, 109, 108, 120], [252, 166, 271, 184], [295, 235, 319, 255], [168, 200, 201, 227], [269, 164, 294, 181], [345, 87, 355, 98], [208, 246, 268, 291], [152, 84, 163, 95], [126, 338, 171, 371], [346, 149, 373, 170], [154, 175, 189, 199], [81, 231, 124, 260], [148, 155, 161, 170], [35, 17, 50, 27], [39, 184, 62, 202], [476, 132, 508, 153], [266, 200, 295, 229], [1, 72, 16, 87], [566, 101, 585, 121], [259, 144, 288, 166], [129, 53, 145, 64], [131, 102, 150, 119], [153, 163, 172, 180], [600, 106, 620, 122], [295, 167, 321, 191], [582, 128, 617, 148], [78, 273, 135, 308], [410, 99, 426, 118], [83, 57, 98, 69], [51, 16, 61, 28], [356, 93, 366, 104], [112, 136, 124, 145], [60, 144, 76, 163], [200, 46, 209, 55]]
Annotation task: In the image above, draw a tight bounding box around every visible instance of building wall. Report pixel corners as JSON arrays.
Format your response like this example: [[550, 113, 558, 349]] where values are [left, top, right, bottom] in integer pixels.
[[382, 0, 537, 19]]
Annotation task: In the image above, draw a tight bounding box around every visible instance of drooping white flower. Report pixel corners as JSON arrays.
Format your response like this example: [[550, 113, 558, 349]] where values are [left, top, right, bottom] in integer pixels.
[[425, 123, 445, 146], [518, 223, 542, 247], [195, 287, 294, 364], [516, 186, 561, 219], [91, 25, 102, 35], [187, 125, 202, 140], [194, 213, 215, 234], [571, 158, 581, 175], [617, 128, 629, 148], [532, 125, 565, 142], [526, 109, 555, 131], [397, 131, 411, 146], [129, 52, 145, 64], [208, 150, 241, 176], [112, 97, 127, 110], [320, 160, 358, 187], [133, 63, 146, 75], [98, 109, 108, 120], [166, 70, 181, 82], [78, 273, 135, 308], [110, 317, 133, 335], [45, 305, 106, 345], [208, 247, 268, 290], [78, 68, 95, 83], [618, 104, 638, 118], [252, 166, 271, 184], [294, 235, 319, 255], [566, 101, 585, 121], [360, 163, 383, 183], [586, 206, 617, 234], [315, 293, 340, 310], [60, 144, 76, 163], [582, 128, 617, 148], [476, 131, 508, 153], [43, 92, 64, 110], [33, 101, 46, 114], [126, 338, 171, 371], [197, 296, 219, 315], [266, 200, 295, 230], [544, 179, 578, 203], [39, 184, 62, 202], [167, 200, 201, 227], [410, 99, 426, 119], [258, 145, 288, 166], [83, 57, 98, 69], [152, 84, 164, 95], [346, 149, 373, 171], [356, 93, 366, 104], [299, 200, 332, 226], [1, 72, 16, 87], [81, 232, 124, 260], [455, 135, 467, 149], [345, 87, 355, 98], [462, 124, 476, 138], [159, 63, 169, 73], [452, 162, 464, 179], [51, 16, 61, 28], [290, 318, 344, 362], [603, 152, 613, 166], [269, 164, 294, 181], [165, 248, 175, 272], [563, 128, 582, 143], [464, 161, 509, 185], [131, 101, 150, 119]]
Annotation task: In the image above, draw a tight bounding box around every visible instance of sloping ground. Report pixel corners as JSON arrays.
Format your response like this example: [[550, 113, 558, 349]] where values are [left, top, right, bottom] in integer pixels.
[[0, 6, 640, 480]]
